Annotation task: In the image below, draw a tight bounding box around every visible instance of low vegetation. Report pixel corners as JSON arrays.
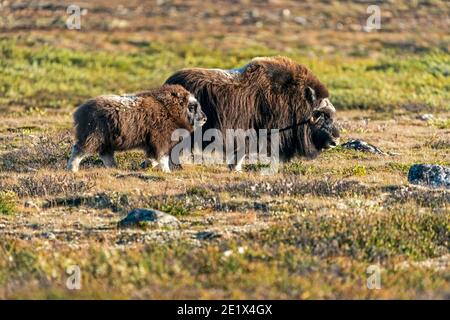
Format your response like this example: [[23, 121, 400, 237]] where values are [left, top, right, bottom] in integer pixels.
[[0, 0, 448, 299]]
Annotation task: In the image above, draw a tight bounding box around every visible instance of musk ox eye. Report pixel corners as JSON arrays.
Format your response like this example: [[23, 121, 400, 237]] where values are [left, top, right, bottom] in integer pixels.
[[188, 103, 196, 111]]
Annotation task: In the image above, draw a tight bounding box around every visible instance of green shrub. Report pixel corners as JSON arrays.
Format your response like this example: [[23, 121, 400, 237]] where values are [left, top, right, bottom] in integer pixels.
[[0, 190, 17, 215]]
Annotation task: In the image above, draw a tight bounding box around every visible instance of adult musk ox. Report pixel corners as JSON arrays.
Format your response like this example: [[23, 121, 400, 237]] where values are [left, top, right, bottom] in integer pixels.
[[67, 84, 207, 173], [165, 56, 340, 171]]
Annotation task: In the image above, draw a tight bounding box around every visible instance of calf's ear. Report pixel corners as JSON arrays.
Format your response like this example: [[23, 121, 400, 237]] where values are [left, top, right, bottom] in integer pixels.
[[171, 91, 182, 98], [304, 86, 316, 106]]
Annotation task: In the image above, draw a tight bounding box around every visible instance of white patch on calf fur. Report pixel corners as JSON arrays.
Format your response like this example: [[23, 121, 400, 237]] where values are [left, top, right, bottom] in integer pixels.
[[102, 94, 139, 108]]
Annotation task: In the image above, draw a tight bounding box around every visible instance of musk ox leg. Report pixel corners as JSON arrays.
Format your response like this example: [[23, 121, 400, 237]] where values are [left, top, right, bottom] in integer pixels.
[[158, 155, 171, 173], [228, 155, 245, 172], [99, 152, 117, 169], [67, 144, 87, 173], [227, 147, 246, 172]]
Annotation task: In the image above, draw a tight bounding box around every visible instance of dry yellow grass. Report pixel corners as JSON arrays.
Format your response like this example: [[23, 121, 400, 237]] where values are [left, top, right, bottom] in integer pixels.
[[0, 0, 449, 299]]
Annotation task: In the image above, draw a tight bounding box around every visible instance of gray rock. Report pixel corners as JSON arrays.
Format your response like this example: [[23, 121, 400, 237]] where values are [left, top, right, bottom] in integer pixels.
[[118, 208, 180, 229], [195, 231, 221, 240], [408, 164, 450, 189], [24, 200, 39, 209], [416, 114, 434, 121], [294, 16, 307, 25], [341, 139, 386, 155], [42, 232, 56, 240]]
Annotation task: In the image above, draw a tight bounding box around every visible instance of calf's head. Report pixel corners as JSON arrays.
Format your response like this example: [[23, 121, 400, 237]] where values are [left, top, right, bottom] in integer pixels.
[[304, 86, 340, 151], [187, 94, 207, 129]]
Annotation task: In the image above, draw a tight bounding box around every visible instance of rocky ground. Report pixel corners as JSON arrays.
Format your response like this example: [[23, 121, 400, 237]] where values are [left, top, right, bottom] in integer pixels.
[[0, 0, 449, 299]]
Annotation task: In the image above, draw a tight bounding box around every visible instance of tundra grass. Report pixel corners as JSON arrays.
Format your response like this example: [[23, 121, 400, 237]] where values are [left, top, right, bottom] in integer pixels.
[[1, 37, 449, 114], [0, 16, 449, 299]]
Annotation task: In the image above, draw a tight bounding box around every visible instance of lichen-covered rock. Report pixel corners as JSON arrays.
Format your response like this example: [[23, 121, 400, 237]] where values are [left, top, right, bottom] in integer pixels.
[[195, 231, 222, 240], [408, 164, 450, 189], [416, 114, 434, 121], [341, 139, 386, 155], [118, 208, 180, 229]]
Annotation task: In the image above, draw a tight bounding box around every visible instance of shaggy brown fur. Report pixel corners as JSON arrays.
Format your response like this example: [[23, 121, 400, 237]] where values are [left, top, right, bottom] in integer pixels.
[[165, 56, 340, 168], [67, 84, 206, 172]]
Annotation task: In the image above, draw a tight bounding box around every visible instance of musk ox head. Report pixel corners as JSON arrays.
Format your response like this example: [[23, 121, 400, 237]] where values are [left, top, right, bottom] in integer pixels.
[[156, 85, 207, 130], [187, 94, 207, 129], [304, 86, 340, 152], [249, 57, 340, 159]]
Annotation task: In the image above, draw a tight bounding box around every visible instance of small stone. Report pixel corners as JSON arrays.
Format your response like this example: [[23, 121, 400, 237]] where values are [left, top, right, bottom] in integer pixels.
[[416, 114, 434, 121], [341, 139, 386, 155], [195, 231, 221, 240], [408, 164, 450, 189], [43, 232, 56, 240], [294, 16, 307, 25], [24, 200, 39, 209], [335, 202, 348, 210], [281, 9, 290, 18], [250, 9, 260, 18], [223, 250, 233, 257], [118, 208, 180, 229]]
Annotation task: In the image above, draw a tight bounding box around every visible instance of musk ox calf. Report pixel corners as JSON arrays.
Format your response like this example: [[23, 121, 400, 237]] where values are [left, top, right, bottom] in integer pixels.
[[67, 84, 207, 173], [165, 56, 340, 171]]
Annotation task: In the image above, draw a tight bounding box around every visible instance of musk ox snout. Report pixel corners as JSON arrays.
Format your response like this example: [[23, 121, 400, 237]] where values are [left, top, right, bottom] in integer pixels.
[[304, 88, 340, 151]]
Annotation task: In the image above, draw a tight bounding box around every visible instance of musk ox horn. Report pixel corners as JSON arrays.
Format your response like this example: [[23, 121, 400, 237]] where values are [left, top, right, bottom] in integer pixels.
[[316, 98, 336, 113]]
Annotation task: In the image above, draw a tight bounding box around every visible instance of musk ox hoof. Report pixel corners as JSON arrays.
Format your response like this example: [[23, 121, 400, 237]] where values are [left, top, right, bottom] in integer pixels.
[[408, 164, 450, 189], [118, 208, 180, 229], [140, 161, 149, 169], [140, 159, 159, 169], [228, 164, 243, 172]]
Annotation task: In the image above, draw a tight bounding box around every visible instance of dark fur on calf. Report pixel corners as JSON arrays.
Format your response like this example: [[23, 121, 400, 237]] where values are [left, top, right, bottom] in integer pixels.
[[67, 84, 206, 172]]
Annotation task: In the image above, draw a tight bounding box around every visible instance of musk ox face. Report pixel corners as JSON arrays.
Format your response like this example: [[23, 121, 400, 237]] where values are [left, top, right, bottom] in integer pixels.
[[187, 94, 207, 129], [304, 86, 340, 152]]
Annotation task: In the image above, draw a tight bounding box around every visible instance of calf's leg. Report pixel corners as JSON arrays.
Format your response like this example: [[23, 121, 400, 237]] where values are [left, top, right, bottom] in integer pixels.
[[67, 144, 87, 173]]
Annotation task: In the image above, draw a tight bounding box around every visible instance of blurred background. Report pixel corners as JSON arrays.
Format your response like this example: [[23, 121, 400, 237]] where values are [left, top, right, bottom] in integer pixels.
[[0, 0, 449, 114]]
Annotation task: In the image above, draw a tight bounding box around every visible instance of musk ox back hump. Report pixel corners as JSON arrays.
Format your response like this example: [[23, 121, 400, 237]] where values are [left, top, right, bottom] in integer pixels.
[[164, 56, 329, 131]]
